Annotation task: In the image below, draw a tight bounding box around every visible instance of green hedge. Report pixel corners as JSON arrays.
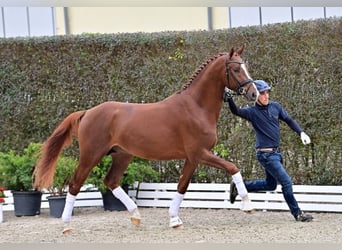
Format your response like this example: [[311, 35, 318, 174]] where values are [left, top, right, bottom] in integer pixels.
[[0, 17, 341, 185]]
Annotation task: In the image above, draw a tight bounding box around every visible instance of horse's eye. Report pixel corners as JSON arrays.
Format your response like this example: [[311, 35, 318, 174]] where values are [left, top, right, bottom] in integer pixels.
[[233, 67, 240, 73]]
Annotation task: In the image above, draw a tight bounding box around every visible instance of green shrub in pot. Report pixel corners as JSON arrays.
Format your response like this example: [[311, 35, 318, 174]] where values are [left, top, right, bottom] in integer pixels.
[[0, 142, 42, 216]]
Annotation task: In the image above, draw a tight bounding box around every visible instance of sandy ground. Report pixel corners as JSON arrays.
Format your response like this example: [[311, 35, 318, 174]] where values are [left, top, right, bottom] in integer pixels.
[[1, 206, 342, 243]]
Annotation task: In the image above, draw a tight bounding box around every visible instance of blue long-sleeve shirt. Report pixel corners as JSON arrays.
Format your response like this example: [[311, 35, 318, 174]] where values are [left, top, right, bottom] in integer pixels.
[[227, 98, 302, 149]]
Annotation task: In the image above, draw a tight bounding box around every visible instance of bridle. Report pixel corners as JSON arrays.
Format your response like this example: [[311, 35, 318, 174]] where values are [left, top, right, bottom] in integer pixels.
[[225, 58, 254, 96]]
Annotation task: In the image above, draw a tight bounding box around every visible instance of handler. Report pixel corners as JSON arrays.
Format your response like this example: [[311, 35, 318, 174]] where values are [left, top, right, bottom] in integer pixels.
[[224, 80, 313, 222]]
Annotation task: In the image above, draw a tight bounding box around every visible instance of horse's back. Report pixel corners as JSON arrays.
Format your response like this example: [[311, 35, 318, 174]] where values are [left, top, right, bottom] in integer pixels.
[[77, 99, 186, 159], [86, 97, 187, 123]]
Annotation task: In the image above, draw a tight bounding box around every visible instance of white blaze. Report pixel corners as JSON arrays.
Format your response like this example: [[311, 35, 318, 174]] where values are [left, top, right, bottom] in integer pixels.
[[241, 63, 251, 79]]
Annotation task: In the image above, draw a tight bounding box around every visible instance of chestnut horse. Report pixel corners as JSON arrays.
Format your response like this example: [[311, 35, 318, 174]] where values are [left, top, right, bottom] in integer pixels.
[[34, 46, 258, 233]]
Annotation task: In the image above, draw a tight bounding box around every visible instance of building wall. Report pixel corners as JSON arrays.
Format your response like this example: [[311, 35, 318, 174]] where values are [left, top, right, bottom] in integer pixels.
[[1, 6, 342, 38], [55, 7, 228, 35], [55, 6, 342, 35]]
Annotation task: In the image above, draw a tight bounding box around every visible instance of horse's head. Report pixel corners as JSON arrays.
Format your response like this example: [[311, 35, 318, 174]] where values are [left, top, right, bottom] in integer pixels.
[[225, 45, 259, 101]]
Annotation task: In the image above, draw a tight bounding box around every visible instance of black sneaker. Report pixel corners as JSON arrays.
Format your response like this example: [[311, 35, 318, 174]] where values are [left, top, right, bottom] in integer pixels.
[[295, 211, 313, 222], [230, 181, 238, 204]]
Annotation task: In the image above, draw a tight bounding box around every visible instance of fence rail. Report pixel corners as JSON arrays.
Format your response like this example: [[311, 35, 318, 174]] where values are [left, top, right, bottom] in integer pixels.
[[2, 183, 342, 213], [133, 183, 342, 213]]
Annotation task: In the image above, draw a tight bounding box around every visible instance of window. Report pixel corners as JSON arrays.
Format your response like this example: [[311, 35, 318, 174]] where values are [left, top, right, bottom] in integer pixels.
[[326, 7, 342, 18], [229, 7, 342, 28], [0, 8, 4, 37], [28, 7, 55, 37], [1, 7, 54, 38], [229, 7, 260, 28], [3, 7, 29, 37], [293, 7, 324, 21], [261, 7, 292, 25]]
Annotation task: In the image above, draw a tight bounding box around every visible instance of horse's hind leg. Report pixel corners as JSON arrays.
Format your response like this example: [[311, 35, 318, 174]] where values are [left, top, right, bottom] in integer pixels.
[[62, 150, 105, 234], [103, 152, 141, 226]]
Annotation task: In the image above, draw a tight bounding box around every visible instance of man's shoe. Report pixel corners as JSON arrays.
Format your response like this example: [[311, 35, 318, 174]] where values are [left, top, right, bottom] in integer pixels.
[[230, 181, 238, 204], [295, 211, 313, 222]]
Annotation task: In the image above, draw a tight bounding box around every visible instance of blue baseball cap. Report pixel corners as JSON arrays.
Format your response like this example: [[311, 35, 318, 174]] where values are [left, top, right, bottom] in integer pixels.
[[254, 80, 271, 92]]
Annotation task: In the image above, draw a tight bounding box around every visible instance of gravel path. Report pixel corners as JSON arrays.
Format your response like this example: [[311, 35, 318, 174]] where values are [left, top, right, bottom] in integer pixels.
[[1, 207, 342, 243]]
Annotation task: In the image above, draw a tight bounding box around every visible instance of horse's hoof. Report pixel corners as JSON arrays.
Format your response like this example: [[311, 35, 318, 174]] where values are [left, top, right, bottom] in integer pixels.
[[130, 217, 141, 226], [62, 228, 73, 235], [243, 209, 255, 214], [172, 224, 184, 230], [169, 216, 183, 228], [62, 222, 73, 235], [130, 208, 141, 226], [240, 196, 254, 212]]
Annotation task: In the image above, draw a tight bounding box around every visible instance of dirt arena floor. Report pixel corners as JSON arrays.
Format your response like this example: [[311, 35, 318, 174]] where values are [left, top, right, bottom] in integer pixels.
[[1, 206, 341, 244]]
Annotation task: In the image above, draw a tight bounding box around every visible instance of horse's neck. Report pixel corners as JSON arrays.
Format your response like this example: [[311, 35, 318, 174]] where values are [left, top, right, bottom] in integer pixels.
[[185, 60, 226, 120]]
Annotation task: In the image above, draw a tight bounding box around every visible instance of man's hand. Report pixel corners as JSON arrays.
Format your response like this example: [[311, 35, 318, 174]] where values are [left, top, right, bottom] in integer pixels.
[[223, 87, 234, 102], [300, 132, 311, 145]]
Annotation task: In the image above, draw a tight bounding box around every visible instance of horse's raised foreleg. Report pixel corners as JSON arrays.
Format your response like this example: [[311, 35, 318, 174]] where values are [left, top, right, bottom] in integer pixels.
[[169, 159, 197, 229], [231, 171, 253, 212], [104, 152, 141, 226], [200, 150, 253, 212]]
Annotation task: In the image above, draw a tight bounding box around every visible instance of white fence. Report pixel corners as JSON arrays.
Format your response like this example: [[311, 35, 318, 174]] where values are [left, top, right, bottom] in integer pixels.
[[3, 183, 342, 213], [133, 183, 342, 213]]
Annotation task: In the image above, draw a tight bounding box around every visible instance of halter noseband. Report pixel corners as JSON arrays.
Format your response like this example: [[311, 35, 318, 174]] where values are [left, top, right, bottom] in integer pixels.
[[225, 58, 253, 96]]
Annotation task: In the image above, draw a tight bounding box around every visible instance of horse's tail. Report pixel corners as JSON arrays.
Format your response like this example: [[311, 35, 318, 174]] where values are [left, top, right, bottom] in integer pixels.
[[33, 110, 86, 190]]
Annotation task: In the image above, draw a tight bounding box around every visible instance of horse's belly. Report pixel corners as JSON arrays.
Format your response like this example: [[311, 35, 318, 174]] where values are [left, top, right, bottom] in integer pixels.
[[119, 132, 186, 160]]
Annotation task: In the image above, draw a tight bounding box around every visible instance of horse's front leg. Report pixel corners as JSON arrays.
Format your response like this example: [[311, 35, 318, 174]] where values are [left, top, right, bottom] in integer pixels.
[[169, 159, 197, 229], [200, 150, 254, 212]]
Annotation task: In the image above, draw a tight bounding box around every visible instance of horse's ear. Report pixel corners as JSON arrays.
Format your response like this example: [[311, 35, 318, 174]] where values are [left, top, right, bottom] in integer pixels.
[[229, 47, 235, 58], [236, 44, 245, 55]]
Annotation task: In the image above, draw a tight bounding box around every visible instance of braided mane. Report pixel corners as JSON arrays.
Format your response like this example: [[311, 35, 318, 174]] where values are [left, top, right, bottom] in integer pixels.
[[178, 52, 227, 92]]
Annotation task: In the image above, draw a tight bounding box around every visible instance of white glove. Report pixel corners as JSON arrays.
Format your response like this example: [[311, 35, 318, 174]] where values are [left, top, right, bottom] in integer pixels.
[[300, 132, 311, 145]]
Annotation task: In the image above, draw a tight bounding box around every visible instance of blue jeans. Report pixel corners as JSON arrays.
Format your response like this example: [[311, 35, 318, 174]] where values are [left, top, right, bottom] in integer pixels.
[[244, 151, 301, 218]]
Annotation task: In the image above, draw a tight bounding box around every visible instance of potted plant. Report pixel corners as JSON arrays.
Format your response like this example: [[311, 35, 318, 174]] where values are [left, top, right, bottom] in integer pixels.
[[46, 155, 77, 218], [122, 157, 160, 188], [86, 156, 159, 211], [0, 143, 42, 216]]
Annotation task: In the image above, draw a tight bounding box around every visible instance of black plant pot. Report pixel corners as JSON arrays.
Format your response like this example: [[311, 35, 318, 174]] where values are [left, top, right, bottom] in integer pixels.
[[101, 187, 128, 211], [47, 195, 66, 218], [12, 191, 42, 217]]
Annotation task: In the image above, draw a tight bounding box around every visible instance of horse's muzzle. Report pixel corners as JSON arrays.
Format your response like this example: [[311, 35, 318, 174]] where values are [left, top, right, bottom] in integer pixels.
[[243, 88, 259, 102], [246, 83, 259, 102]]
